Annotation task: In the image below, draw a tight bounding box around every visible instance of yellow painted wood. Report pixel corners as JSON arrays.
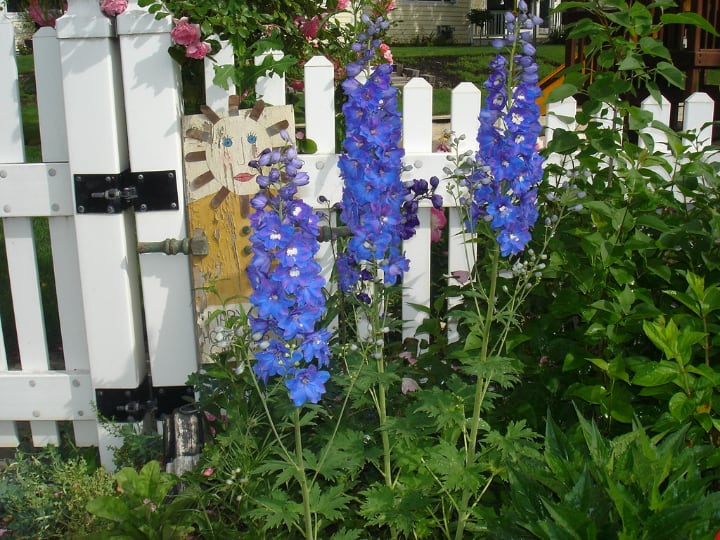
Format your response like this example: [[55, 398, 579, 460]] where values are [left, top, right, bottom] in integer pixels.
[[182, 101, 295, 360]]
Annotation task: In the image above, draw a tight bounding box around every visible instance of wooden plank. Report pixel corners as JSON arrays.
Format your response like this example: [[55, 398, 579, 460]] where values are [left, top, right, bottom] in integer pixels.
[[117, 8, 198, 387], [34, 26, 96, 446], [3, 217, 50, 370], [640, 95, 671, 151], [0, 371, 93, 421], [33, 27, 90, 378], [304, 56, 336, 153], [683, 91, 715, 148], [403, 77, 434, 152], [204, 41, 235, 114], [255, 50, 286, 106], [0, 163, 73, 217], [402, 209, 432, 340], [0, 10, 23, 448], [57, 2, 146, 392], [447, 83, 481, 342], [183, 102, 295, 361], [402, 77, 433, 339], [451, 82, 481, 153]]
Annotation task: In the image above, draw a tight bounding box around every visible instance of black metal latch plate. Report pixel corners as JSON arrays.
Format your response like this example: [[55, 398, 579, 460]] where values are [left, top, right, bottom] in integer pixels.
[[75, 170, 179, 214]]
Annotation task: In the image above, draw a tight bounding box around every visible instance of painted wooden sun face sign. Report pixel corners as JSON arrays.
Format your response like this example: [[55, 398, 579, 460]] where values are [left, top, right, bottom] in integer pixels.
[[182, 98, 295, 361]]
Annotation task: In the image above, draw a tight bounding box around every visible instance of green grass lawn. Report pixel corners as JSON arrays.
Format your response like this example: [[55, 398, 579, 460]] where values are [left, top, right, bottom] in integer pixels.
[[393, 44, 565, 116]]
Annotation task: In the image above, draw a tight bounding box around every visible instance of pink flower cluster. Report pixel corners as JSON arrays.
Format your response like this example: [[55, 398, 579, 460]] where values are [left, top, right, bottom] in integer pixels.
[[171, 17, 211, 60], [100, 0, 127, 16], [27, 0, 66, 27], [379, 43, 393, 64], [294, 0, 350, 42]]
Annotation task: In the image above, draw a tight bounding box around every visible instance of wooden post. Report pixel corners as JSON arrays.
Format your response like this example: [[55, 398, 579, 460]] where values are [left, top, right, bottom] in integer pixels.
[[683, 92, 714, 149], [116, 0, 198, 387], [447, 83, 481, 342], [402, 77, 433, 340], [33, 25, 97, 447], [0, 9, 28, 448], [56, 0, 144, 466]]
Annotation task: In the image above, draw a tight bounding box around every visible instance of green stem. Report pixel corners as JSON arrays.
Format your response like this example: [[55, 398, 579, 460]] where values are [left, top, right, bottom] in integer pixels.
[[294, 408, 314, 540], [454, 246, 500, 540], [377, 353, 393, 487]]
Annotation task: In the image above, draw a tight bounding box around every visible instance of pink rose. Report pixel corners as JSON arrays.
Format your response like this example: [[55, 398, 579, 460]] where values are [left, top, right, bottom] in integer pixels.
[[336, 0, 350, 10], [401, 377, 420, 394], [300, 15, 322, 40], [430, 207, 447, 243], [185, 41, 211, 60], [100, 0, 127, 16], [379, 43, 393, 64], [171, 17, 201, 46], [27, 0, 65, 27]]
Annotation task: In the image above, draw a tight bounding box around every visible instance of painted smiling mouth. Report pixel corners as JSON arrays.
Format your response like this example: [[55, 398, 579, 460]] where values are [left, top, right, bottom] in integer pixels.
[[234, 173, 255, 182]]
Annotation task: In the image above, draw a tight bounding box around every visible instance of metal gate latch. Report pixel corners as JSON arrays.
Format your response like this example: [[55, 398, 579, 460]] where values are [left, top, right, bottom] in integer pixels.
[[75, 170, 178, 214], [137, 230, 208, 256]]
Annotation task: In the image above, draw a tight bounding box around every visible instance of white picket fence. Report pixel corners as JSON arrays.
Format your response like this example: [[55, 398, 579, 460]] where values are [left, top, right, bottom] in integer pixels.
[[0, 1, 716, 466]]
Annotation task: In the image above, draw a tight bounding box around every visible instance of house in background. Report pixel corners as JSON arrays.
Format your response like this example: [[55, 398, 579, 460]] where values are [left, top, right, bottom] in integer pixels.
[[386, 0, 563, 45], [2, 0, 36, 51]]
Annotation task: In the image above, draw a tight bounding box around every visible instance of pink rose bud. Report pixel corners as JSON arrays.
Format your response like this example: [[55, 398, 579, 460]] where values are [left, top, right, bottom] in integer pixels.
[[101, 0, 127, 16], [185, 41, 211, 60], [171, 18, 202, 46]]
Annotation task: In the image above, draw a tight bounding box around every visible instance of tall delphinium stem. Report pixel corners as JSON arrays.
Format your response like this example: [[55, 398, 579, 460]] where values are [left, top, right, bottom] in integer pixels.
[[294, 408, 314, 540], [337, 6, 403, 491], [246, 134, 332, 539], [453, 2, 544, 538]]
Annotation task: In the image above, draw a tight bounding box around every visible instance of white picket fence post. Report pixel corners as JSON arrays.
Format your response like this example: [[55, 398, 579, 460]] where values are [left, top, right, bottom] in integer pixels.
[[55, 0, 144, 465], [447, 83, 482, 342], [34, 25, 96, 446], [116, 1, 197, 388], [402, 77, 434, 339], [0, 10, 31, 448], [302, 56, 337, 284]]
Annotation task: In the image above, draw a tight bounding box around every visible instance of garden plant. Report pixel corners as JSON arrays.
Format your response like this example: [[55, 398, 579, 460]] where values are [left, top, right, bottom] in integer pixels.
[[1, 0, 720, 538]]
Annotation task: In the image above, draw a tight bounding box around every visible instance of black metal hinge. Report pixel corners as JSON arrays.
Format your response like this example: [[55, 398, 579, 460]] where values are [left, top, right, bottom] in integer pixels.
[[74, 170, 179, 214]]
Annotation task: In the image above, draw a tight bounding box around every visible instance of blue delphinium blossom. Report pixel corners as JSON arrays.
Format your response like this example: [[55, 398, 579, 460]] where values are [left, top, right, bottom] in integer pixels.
[[247, 132, 331, 406], [464, 0, 544, 257], [338, 16, 443, 294]]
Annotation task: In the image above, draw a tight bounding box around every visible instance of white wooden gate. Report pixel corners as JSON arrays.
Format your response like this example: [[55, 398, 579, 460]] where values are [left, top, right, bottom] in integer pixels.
[[0, 0, 716, 466]]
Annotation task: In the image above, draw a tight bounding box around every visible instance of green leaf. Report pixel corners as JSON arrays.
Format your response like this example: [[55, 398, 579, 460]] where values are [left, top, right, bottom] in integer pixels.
[[638, 36, 672, 61], [668, 392, 694, 421], [643, 318, 679, 360], [546, 129, 581, 155], [564, 383, 607, 404], [618, 52, 643, 71], [631, 361, 679, 386], [547, 83, 579, 104], [661, 12, 720, 37], [212, 63, 235, 90], [656, 61, 685, 89], [86, 496, 130, 522]]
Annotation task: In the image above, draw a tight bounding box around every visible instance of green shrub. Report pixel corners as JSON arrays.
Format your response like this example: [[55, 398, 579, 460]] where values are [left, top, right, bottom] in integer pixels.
[[0, 446, 114, 538]]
